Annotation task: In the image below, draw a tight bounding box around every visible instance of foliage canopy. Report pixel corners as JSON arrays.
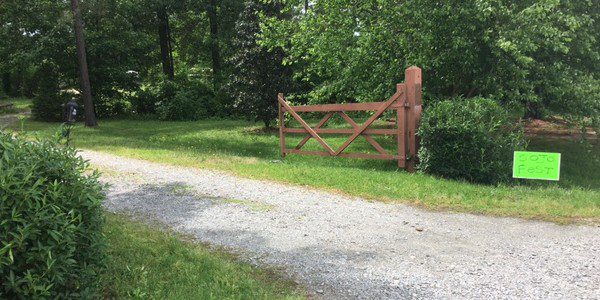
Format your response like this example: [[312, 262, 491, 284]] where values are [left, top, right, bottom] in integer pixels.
[[261, 0, 599, 130]]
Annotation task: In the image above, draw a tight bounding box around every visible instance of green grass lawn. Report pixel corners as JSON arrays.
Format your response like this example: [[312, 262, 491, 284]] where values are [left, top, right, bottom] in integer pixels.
[[102, 213, 303, 299], [15, 118, 600, 224], [0, 97, 31, 115]]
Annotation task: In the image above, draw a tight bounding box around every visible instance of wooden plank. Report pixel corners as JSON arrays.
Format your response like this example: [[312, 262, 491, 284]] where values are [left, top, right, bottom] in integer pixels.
[[396, 84, 406, 168], [405, 66, 422, 172], [278, 93, 286, 157], [285, 149, 402, 160], [295, 112, 334, 150], [287, 102, 388, 112], [278, 95, 335, 155], [284, 128, 397, 135], [334, 92, 401, 156], [338, 112, 388, 155]]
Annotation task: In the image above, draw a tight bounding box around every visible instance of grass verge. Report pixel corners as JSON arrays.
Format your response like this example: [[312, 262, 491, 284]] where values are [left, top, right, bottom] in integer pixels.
[[0, 97, 31, 115], [102, 213, 303, 299], [15, 118, 600, 224]]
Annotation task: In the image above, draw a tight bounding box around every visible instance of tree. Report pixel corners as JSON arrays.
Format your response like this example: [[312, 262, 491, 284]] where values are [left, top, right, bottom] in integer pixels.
[[157, 5, 175, 80], [229, 0, 292, 128], [1, 73, 10, 95], [207, 0, 222, 88], [0, 0, 75, 97], [173, 0, 243, 83], [261, 0, 599, 131], [70, 0, 97, 127]]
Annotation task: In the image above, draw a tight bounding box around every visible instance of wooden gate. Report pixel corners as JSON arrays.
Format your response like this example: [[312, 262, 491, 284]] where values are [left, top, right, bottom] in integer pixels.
[[278, 66, 422, 171]]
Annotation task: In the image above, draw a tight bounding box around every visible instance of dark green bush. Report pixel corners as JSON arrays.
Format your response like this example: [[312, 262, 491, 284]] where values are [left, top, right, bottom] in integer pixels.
[[94, 92, 132, 119], [133, 78, 179, 115], [156, 80, 215, 121], [213, 87, 235, 118], [0, 132, 106, 298], [418, 97, 526, 184], [31, 61, 69, 122]]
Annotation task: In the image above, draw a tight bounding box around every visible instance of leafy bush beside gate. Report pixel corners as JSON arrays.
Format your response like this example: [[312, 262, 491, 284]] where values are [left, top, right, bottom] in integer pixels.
[[418, 98, 526, 184], [0, 132, 106, 298]]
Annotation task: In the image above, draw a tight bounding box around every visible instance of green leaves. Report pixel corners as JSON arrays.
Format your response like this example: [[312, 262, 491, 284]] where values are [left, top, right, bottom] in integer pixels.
[[260, 0, 598, 128], [0, 132, 106, 298], [229, 1, 293, 127], [418, 97, 527, 184]]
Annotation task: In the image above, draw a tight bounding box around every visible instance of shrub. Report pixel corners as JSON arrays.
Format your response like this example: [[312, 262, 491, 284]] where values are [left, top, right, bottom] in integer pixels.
[[213, 87, 235, 118], [418, 97, 526, 184], [156, 80, 215, 121], [133, 79, 171, 115], [31, 61, 69, 122], [94, 92, 132, 119], [0, 132, 106, 298]]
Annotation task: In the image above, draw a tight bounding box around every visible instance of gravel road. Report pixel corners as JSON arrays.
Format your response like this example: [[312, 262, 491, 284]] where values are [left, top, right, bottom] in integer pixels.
[[82, 151, 600, 299]]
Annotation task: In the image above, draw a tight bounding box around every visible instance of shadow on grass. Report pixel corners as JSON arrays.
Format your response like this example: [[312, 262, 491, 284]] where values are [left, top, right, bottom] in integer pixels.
[[69, 119, 402, 170], [527, 137, 600, 190], [105, 182, 421, 299], [21, 118, 600, 191]]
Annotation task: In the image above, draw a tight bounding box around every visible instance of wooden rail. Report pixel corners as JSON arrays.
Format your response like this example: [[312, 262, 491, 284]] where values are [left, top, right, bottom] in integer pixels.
[[278, 66, 422, 171]]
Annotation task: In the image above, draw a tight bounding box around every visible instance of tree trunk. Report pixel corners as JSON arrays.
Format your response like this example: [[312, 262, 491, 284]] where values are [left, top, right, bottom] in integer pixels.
[[525, 101, 544, 119], [13, 70, 22, 97], [2, 72, 10, 95], [207, 0, 222, 89], [70, 0, 97, 127], [158, 7, 174, 80]]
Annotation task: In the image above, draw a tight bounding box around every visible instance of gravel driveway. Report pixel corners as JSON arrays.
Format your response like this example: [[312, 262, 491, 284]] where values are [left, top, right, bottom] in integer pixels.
[[82, 151, 600, 299]]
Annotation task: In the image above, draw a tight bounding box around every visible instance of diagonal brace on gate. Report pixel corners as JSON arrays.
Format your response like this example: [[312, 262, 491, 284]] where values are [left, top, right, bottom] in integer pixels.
[[277, 91, 401, 156], [293, 111, 389, 155], [294, 112, 335, 150], [278, 94, 336, 155], [334, 92, 401, 156], [277, 66, 422, 172], [337, 112, 388, 155]]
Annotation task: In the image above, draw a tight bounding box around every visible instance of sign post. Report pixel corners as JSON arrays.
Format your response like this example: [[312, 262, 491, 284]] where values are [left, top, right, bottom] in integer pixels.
[[513, 151, 561, 181]]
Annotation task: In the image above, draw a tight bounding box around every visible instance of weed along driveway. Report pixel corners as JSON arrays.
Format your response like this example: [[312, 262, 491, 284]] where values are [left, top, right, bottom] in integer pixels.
[[84, 150, 600, 299]]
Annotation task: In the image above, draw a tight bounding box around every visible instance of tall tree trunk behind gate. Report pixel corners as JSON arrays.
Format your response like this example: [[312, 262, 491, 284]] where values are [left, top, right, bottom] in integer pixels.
[[207, 0, 222, 89], [158, 7, 175, 80], [70, 0, 98, 127]]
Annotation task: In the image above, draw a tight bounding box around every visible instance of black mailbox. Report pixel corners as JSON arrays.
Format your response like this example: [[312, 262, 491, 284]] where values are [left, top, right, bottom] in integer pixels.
[[66, 99, 78, 123]]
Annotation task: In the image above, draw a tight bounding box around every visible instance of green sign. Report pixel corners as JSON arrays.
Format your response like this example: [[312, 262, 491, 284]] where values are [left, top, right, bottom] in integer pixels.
[[513, 151, 561, 181]]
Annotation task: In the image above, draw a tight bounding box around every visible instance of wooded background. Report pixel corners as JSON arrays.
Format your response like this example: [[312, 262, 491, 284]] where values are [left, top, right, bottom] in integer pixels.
[[0, 0, 598, 130]]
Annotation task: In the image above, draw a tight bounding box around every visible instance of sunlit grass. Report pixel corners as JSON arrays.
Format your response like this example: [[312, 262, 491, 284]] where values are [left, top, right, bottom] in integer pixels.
[[16, 118, 600, 224], [102, 213, 303, 299], [0, 97, 31, 115]]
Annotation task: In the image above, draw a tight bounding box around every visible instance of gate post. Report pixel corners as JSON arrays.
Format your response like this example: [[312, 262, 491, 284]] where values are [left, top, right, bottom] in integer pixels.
[[278, 93, 286, 158], [396, 83, 406, 169], [405, 66, 422, 172]]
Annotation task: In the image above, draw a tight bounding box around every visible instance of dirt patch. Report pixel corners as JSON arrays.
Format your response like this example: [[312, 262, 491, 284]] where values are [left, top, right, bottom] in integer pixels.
[[243, 126, 279, 135], [524, 118, 597, 139]]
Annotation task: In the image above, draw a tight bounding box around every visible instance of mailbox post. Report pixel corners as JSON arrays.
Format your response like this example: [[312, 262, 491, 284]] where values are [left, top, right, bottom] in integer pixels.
[[62, 99, 79, 144], [66, 99, 78, 124]]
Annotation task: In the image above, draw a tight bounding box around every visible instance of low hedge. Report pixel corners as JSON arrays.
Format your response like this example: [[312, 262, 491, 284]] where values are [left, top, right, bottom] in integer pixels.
[[156, 80, 216, 121], [0, 132, 106, 298], [418, 97, 526, 184]]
